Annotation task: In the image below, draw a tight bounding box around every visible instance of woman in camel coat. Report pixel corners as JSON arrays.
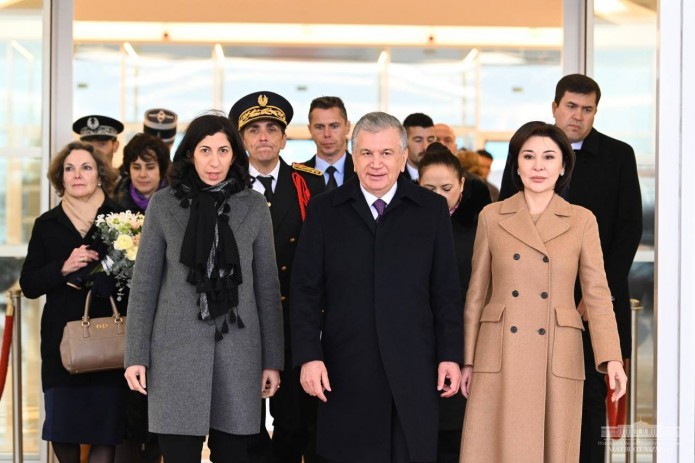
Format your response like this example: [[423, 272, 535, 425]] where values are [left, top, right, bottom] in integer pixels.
[[460, 121, 627, 463]]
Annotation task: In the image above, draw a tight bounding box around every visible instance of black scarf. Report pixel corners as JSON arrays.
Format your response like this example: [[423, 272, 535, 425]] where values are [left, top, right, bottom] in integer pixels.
[[177, 170, 243, 341]]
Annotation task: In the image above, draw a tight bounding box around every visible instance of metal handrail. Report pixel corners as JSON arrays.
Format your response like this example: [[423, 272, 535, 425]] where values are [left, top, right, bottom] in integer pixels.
[[8, 287, 23, 463], [626, 298, 642, 463]]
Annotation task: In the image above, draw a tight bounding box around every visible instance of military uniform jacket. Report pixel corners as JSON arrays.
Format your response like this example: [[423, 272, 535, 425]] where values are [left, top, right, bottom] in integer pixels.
[[290, 177, 463, 462], [460, 192, 622, 462], [267, 158, 325, 430]]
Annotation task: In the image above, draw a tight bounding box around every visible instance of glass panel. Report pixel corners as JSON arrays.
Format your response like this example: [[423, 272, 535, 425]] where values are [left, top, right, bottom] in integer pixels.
[[0, 1, 45, 460], [593, 1, 657, 461]]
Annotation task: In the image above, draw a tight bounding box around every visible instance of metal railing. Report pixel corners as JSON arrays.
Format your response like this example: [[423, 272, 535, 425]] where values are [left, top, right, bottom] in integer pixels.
[[6, 287, 24, 463]]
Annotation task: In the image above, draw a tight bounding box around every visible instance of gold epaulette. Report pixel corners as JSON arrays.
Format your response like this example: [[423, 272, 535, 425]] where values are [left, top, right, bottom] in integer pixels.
[[292, 162, 323, 176]]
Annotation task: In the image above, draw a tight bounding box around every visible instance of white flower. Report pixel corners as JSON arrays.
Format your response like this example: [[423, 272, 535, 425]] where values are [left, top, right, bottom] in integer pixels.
[[125, 246, 138, 261], [114, 234, 134, 251]]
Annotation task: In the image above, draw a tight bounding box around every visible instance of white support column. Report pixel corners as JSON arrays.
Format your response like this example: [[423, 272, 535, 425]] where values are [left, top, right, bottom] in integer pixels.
[[656, 0, 695, 460], [562, 0, 589, 75]]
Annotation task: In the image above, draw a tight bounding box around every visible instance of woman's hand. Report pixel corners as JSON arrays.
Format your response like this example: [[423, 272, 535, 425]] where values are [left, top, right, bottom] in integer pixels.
[[125, 365, 147, 395], [261, 369, 281, 399], [607, 360, 628, 402], [461, 365, 474, 398], [61, 244, 99, 276]]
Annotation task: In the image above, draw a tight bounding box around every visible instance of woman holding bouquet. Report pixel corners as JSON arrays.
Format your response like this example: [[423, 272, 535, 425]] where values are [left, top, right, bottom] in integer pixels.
[[116, 133, 171, 214], [20, 141, 126, 463], [113, 133, 169, 463], [124, 112, 284, 462]]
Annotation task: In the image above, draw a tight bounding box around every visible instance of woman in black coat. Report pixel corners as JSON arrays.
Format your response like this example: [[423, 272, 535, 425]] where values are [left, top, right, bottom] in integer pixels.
[[115, 133, 170, 214], [418, 142, 489, 463], [20, 141, 125, 463]]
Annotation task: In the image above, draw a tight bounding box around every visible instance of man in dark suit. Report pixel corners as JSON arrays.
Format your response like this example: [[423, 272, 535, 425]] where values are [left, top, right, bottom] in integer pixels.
[[303, 96, 354, 190], [229, 91, 325, 463], [401, 113, 437, 182], [291, 112, 463, 463], [499, 74, 643, 463]]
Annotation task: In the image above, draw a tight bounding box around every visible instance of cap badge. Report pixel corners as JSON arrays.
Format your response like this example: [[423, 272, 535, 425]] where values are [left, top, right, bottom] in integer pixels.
[[87, 117, 100, 130], [258, 94, 269, 107], [156, 110, 167, 123]]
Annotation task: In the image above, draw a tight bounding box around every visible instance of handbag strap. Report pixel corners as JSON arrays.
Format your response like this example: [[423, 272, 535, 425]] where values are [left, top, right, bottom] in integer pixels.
[[82, 290, 121, 324]]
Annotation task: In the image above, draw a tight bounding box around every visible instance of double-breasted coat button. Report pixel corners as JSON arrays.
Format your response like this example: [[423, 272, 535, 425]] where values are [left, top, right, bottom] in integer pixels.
[[281, 266, 287, 271], [538, 328, 546, 335], [513, 253, 520, 260], [510, 326, 518, 333], [512, 290, 519, 297], [543, 256, 549, 263], [541, 292, 548, 299]]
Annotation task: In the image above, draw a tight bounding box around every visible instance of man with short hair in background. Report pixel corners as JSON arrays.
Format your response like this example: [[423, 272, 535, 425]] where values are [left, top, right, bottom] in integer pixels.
[[303, 96, 354, 190], [401, 112, 437, 182], [434, 123, 458, 155], [476, 149, 499, 201], [499, 74, 643, 463]]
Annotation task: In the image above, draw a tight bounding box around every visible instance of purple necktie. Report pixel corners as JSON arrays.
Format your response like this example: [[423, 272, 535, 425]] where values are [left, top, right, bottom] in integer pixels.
[[373, 199, 387, 222]]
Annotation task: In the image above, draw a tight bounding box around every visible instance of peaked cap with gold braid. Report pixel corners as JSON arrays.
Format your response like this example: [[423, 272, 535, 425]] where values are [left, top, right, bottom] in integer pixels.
[[229, 91, 294, 130]]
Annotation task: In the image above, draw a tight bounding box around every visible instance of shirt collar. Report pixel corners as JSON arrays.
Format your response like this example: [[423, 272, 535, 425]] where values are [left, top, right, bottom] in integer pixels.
[[314, 152, 347, 174], [360, 181, 398, 208], [405, 162, 419, 181], [249, 159, 281, 179]]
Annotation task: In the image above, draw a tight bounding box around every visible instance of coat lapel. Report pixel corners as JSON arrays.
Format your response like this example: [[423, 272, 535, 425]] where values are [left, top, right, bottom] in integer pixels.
[[335, 177, 376, 234], [498, 192, 548, 255], [535, 194, 571, 243]]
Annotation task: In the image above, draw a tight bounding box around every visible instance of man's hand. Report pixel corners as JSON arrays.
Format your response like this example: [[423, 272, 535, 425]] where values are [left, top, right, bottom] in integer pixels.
[[437, 361, 461, 398], [261, 369, 281, 399], [300, 360, 331, 402]]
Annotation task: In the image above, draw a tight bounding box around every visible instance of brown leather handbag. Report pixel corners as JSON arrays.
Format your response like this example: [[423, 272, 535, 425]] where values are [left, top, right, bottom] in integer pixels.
[[60, 290, 127, 374]]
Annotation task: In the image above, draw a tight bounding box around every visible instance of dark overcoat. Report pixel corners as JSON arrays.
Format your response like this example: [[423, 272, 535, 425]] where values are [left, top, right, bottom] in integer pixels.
[[267, 158, 326, 431], [290, 176, 463, 462], [20, 199, 126, 391]]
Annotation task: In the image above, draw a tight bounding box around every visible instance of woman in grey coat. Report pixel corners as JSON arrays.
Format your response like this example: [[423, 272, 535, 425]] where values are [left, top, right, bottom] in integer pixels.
[[124, 113, 284, 462]]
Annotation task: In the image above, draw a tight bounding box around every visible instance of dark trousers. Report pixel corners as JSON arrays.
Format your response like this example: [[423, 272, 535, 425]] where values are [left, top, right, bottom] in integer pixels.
[[318, 404, 434, 463], [436, 429, 462, 463], [270, 424, 318, 463], [579, 327, 608, 463], [158, 429, 248, 463]]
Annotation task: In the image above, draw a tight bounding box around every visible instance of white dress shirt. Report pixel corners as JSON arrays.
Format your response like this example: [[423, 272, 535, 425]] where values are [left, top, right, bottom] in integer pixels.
[[249, 160, 281, 195], [360, 182, 398, 220]]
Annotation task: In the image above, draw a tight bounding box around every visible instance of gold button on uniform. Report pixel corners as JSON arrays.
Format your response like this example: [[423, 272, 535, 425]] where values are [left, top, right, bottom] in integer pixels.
[[289, 237, 296, 243], [281, 266, 287, 271], [280, 296, 286, 302]]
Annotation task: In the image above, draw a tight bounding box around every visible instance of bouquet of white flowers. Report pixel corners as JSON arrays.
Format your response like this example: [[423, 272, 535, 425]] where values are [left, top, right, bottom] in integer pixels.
[[94, 211, 145, 300]]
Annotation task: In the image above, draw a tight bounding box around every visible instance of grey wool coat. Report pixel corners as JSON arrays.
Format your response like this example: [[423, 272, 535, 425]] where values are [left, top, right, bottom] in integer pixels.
[[124, 186, 284, 436]]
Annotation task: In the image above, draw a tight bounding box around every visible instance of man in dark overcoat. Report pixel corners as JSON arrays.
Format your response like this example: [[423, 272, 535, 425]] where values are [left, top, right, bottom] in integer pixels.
[[229, 91, 325, 463], [303, 96, 354, 190], [499, 74, 643, 463], [291, 111, 463, 463]]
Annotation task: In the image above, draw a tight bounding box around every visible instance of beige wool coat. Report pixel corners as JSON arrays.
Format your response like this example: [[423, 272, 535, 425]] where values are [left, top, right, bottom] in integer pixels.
[[460, 192, 622, 463]]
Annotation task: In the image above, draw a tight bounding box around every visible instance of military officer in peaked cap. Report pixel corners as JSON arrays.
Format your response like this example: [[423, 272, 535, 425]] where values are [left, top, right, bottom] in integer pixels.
[[72, 114, 123, 165], [143, 108, 178, 149], [230, 91, 324, 463]]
